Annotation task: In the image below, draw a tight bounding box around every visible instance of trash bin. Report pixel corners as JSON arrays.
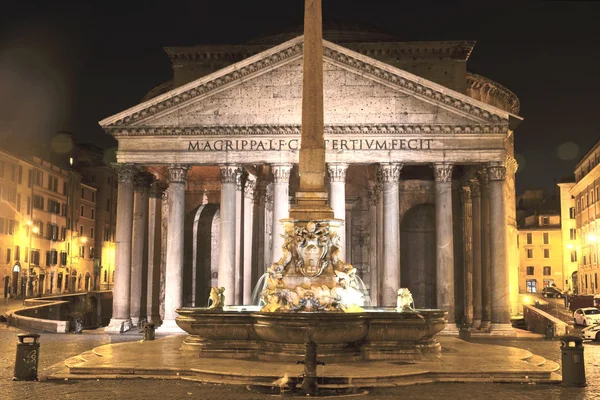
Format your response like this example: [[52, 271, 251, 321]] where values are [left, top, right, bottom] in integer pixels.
[[560, 335, 586, 387], [13, 333, 40, 381], [143, 323, 155, 341]]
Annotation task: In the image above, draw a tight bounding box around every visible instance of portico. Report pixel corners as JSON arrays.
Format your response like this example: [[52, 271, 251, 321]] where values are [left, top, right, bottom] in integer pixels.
[[101, 34, 521, 335]]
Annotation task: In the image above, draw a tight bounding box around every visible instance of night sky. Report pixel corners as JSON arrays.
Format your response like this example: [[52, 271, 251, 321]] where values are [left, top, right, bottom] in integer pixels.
[[1, 0, 598, 193]]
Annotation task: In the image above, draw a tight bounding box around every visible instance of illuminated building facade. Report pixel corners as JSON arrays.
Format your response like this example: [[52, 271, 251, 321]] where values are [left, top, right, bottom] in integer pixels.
[[571, 139, 600, 294], [100, 27, 522, 334], [0, 148, 112, 297]]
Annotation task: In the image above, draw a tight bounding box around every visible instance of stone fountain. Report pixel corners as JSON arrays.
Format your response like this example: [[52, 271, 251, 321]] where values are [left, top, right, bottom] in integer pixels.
[[176, 0, 447, 365]]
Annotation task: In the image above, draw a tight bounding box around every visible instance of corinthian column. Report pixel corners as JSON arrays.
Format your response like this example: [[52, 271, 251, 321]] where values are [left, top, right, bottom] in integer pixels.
[[479, 169, 492, 330], [218, 164, 240, 305], [271, 164, 292, 263], [158, 164, 189, 333], [368, 183, 380, 306], [130, 172, 153, 326], [380, 163, 402, 306], [234, 172, 244, 304], [433, 163, 456, 332], [327, 163, 348, 251], [488, 163, 515, 335], [243, 175, 256, 305], [461, 183, 473, 326], [470, 179, 482, 329], [147, 181, 166, 324], [105, 163, 138, 333]]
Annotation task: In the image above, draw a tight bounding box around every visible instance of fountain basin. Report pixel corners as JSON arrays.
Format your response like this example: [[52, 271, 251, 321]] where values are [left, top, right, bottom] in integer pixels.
[[176, 307, 447, 362]]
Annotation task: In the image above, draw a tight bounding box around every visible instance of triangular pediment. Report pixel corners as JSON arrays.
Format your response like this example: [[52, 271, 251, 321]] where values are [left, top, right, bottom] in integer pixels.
[[100, 36, 512, 135]]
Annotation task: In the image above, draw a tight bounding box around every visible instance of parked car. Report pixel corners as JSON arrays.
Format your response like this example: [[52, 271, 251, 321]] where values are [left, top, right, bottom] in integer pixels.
[[573, 307, 600, 326], [542, 286, 563, 298], [581, 323, 600, 341]]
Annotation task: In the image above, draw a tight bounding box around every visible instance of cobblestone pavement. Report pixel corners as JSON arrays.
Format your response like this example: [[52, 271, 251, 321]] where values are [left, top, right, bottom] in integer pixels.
[[1, 322, 600, 400]]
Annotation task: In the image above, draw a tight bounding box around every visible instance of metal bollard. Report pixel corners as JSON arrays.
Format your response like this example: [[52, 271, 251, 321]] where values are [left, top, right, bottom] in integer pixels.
[[560, 335, 586, 387], [143, 323, 155, 341], [13, 333, 40, 381]]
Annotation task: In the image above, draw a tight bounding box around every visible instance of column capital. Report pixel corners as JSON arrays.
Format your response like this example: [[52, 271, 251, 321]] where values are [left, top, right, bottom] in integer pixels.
[[112, 163, 140, 183], [379, 163, 402, 183], [476, 168, 489, 190], [505, 155, 518, 175], [272, 163, 292, 183], [244, 175, 257, 200], [487, 163, 507, 181], [235, 170, 245, 191], [149, 180, 168, 198], [432, 163, 453, 183], [134, 171, 155, 192], [461, 184, 472, 203], [167, 164, 190, 184], [327, 163, 348, 182], [219, 164, 241, 184], [469, 179, 481, 198]]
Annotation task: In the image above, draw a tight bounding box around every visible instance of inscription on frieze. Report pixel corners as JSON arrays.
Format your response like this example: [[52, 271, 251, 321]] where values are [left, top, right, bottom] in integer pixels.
[[187, 138, 434, 152]]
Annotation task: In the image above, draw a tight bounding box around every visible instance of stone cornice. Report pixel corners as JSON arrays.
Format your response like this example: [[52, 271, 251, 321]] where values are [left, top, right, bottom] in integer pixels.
[[466, 73, 520, 115], [163, 40, 475, 63], [101, 36, 510, 130], [107, 123, 508, 137]]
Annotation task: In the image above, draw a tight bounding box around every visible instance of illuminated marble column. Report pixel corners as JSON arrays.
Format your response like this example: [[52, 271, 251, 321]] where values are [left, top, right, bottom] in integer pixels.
[[380, 163, 402, 307], [147, 181, 166, 324], [479, 169, 492, 330], [243, 175, 256, 305], [158, 164, 189, 333], [433, 163, 456, 331], [461, 183, 473, 326], [271, 164, 292, 263], [488, 163, 515, 335], [328, 163, 348, 253], [234, 172, 243, 304], [105, 163, 137, 333], [130, 172, 153, 326], [470, 179, 482, 329], [255, 181, 266, 275], [218, 164, 241, 305], [264, 183, 273, 272], [368, 183, 380, 306]]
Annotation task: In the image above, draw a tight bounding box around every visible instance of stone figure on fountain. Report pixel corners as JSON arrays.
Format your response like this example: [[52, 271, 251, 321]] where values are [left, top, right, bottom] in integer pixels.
[[260, 220, 366, 312]]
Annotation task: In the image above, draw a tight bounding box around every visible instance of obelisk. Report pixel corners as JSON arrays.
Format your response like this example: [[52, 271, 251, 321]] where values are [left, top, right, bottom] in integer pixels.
[[289, 0, 334, 221]]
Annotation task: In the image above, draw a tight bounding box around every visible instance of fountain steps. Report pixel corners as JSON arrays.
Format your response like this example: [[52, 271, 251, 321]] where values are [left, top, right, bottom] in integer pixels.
[[44, 336, 561, 386]]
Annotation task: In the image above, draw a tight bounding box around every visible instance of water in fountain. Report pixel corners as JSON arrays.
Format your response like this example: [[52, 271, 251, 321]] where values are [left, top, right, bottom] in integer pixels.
[[251, 273, 268, 306], [352, 275, 372, 308]]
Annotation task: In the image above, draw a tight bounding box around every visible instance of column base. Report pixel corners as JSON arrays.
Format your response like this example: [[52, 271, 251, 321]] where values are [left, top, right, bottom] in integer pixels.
[[489, 323, 517, 336], [131, 316, 140, 327], [437, 323, 460, 336], [470, 319, 482, 330], [104, 318, 132, 333], [479, 320, 491, 331], [147, 315, 162, 324], [156, 319, 186, 334]]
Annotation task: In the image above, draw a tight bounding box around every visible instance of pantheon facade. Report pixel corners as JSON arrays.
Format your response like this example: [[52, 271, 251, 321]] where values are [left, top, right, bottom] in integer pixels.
[[101, 26, 521, 334]]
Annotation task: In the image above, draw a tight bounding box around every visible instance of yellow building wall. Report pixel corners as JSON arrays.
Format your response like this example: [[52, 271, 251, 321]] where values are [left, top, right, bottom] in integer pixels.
[[518, 228, 564, 293]]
